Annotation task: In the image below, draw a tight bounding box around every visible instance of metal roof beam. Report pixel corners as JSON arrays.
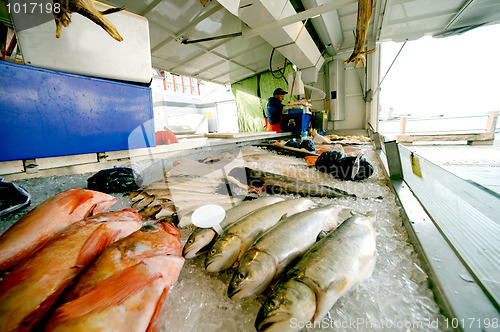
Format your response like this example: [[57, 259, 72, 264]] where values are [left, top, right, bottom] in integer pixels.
[[444, 0, 475, 30], [386, 9, 457, 26], [139, 0, 162, 16], [242, 0, 356, 39], [151, 4, 224, 53]]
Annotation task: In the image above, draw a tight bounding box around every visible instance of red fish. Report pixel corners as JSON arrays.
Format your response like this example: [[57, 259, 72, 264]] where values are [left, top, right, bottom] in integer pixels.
[[0, 188, 117, 271], [45, 222, 183, 332], [0, 209, 142, 332]]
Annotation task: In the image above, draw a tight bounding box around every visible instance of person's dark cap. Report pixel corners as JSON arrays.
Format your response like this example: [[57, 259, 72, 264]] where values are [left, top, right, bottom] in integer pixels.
[[273, 88, 288, 95]]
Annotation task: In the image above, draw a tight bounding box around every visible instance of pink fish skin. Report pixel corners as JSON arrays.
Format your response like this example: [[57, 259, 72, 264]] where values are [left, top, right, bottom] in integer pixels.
[[0, 188, 117, 271], [45, 222, 184, 332], [0, 209, 142, 332]]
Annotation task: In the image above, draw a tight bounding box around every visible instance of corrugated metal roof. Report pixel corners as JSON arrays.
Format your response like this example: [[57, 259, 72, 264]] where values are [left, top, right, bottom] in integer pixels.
[[104, 0, 500, 84]]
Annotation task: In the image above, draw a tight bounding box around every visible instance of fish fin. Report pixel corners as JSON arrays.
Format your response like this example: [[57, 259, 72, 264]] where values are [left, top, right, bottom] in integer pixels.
[[312, 277, 348, 322], [315, 230, 329, 242], [54, 262, 161, 323], [75, 224, 121, 267], [145, 286, 170, 332], [90, 197, 118, 216], [60, 190, 94, 215], [278, 213, 289, 221]]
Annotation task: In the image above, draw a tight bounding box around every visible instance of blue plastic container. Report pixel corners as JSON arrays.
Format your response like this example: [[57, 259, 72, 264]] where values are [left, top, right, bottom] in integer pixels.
[[282, 107, 311, 132]]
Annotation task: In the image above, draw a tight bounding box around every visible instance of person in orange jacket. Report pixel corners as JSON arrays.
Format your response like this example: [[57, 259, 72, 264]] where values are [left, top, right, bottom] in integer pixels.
[[265, 88, 287, 132]]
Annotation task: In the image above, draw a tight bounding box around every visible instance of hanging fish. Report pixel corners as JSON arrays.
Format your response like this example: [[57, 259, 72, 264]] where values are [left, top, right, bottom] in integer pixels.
[[53, 0, 125, 41], [343, 0, 375, 68]]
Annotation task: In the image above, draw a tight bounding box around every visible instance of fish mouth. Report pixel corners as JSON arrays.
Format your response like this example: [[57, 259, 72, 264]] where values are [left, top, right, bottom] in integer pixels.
[[183, 241, 205, 258], [228, 280, 261, 300], [256, 313, 292, 332], [228, 284, 243, 300], [228, 287, 239, 299], [205, 255, 223, 272]]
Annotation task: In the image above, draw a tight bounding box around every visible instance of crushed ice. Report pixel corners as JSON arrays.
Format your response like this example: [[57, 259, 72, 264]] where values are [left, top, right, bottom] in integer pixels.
[[0, 143, 452, 331]]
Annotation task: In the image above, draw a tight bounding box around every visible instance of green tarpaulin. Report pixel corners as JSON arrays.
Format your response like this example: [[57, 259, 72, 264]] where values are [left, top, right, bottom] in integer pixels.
[[231, 65, 296, 132]]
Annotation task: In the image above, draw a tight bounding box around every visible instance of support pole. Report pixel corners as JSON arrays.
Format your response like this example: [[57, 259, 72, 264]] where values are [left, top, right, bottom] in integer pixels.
[[485, 111, 499, 133], [400, 116, 407, 135]]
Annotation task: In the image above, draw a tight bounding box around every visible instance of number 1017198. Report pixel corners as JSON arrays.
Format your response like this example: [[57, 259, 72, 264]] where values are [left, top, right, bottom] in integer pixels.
[[444, 317, 498, 329], [6, 2, 61, 14]]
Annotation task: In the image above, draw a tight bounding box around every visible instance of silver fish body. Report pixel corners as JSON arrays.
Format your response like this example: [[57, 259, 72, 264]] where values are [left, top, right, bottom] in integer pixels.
[[228, 205, 353, 300], [183, 197, 285, 258], [255, 215, 376, 332], [205, 198, 316, 272]]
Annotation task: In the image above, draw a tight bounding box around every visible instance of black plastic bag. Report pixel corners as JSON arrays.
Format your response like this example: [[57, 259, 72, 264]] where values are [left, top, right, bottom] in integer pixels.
[[87, 167, 142, 193], [315, 151, 374, 181], [299, 139, 316, 152], [0, 180, 31, 217], [284, 140, 300, 148], [315, 151, 345, 174]]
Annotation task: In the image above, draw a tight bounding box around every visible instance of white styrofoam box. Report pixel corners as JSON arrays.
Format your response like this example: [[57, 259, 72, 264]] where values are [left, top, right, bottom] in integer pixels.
[[15, 1, 151, 83]]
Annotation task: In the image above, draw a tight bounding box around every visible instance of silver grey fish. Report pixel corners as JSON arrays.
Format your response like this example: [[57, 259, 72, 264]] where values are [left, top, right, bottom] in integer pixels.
[[205, 198, 316, 272], [228, 205, 353, 300], [255, 215, 376, 332], [183, 197, 285, 259]]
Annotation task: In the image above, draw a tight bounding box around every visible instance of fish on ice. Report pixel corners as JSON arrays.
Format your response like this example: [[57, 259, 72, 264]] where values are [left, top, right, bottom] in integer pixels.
[[205, 198, 316, 272], [228, 205, 353, 300], [44, 222, 184, 332], [255, 215, 377, 332], [0, 209, 142, 331], [183, 196, 285, 259], [0, 188, 117, 271]]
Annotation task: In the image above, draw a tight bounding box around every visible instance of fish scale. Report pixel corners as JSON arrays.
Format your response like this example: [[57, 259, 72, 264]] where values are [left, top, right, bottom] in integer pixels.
[[205, 198, 316, 272], [255, 215, 377, 332], [228, 205, 354, 300]]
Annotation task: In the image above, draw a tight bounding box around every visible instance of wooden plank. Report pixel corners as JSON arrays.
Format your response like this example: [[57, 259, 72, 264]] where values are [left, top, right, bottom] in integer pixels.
[[396, 132, 494, 143]]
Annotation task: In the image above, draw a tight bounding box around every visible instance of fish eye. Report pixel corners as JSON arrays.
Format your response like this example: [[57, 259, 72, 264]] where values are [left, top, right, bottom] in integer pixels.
[[187, 239, 193, 244], [210, 249, 217, 255], [238, 272, 245, 280], [141, 224, 157, 231], [269, 299, 279, 309]]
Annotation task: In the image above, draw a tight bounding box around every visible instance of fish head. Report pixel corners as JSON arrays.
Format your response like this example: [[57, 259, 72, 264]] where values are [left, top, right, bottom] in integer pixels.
[[121, 222, 182, 257], [228, 249, 275, 300], [183, 228, 216, 259], [255, 279, 316, 332], [205, 234, 241, 272]]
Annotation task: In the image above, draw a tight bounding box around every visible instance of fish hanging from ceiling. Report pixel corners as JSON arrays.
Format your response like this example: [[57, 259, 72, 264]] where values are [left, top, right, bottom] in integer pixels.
[[344, 0, 375, 68], [53, 0, 124, 41]]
